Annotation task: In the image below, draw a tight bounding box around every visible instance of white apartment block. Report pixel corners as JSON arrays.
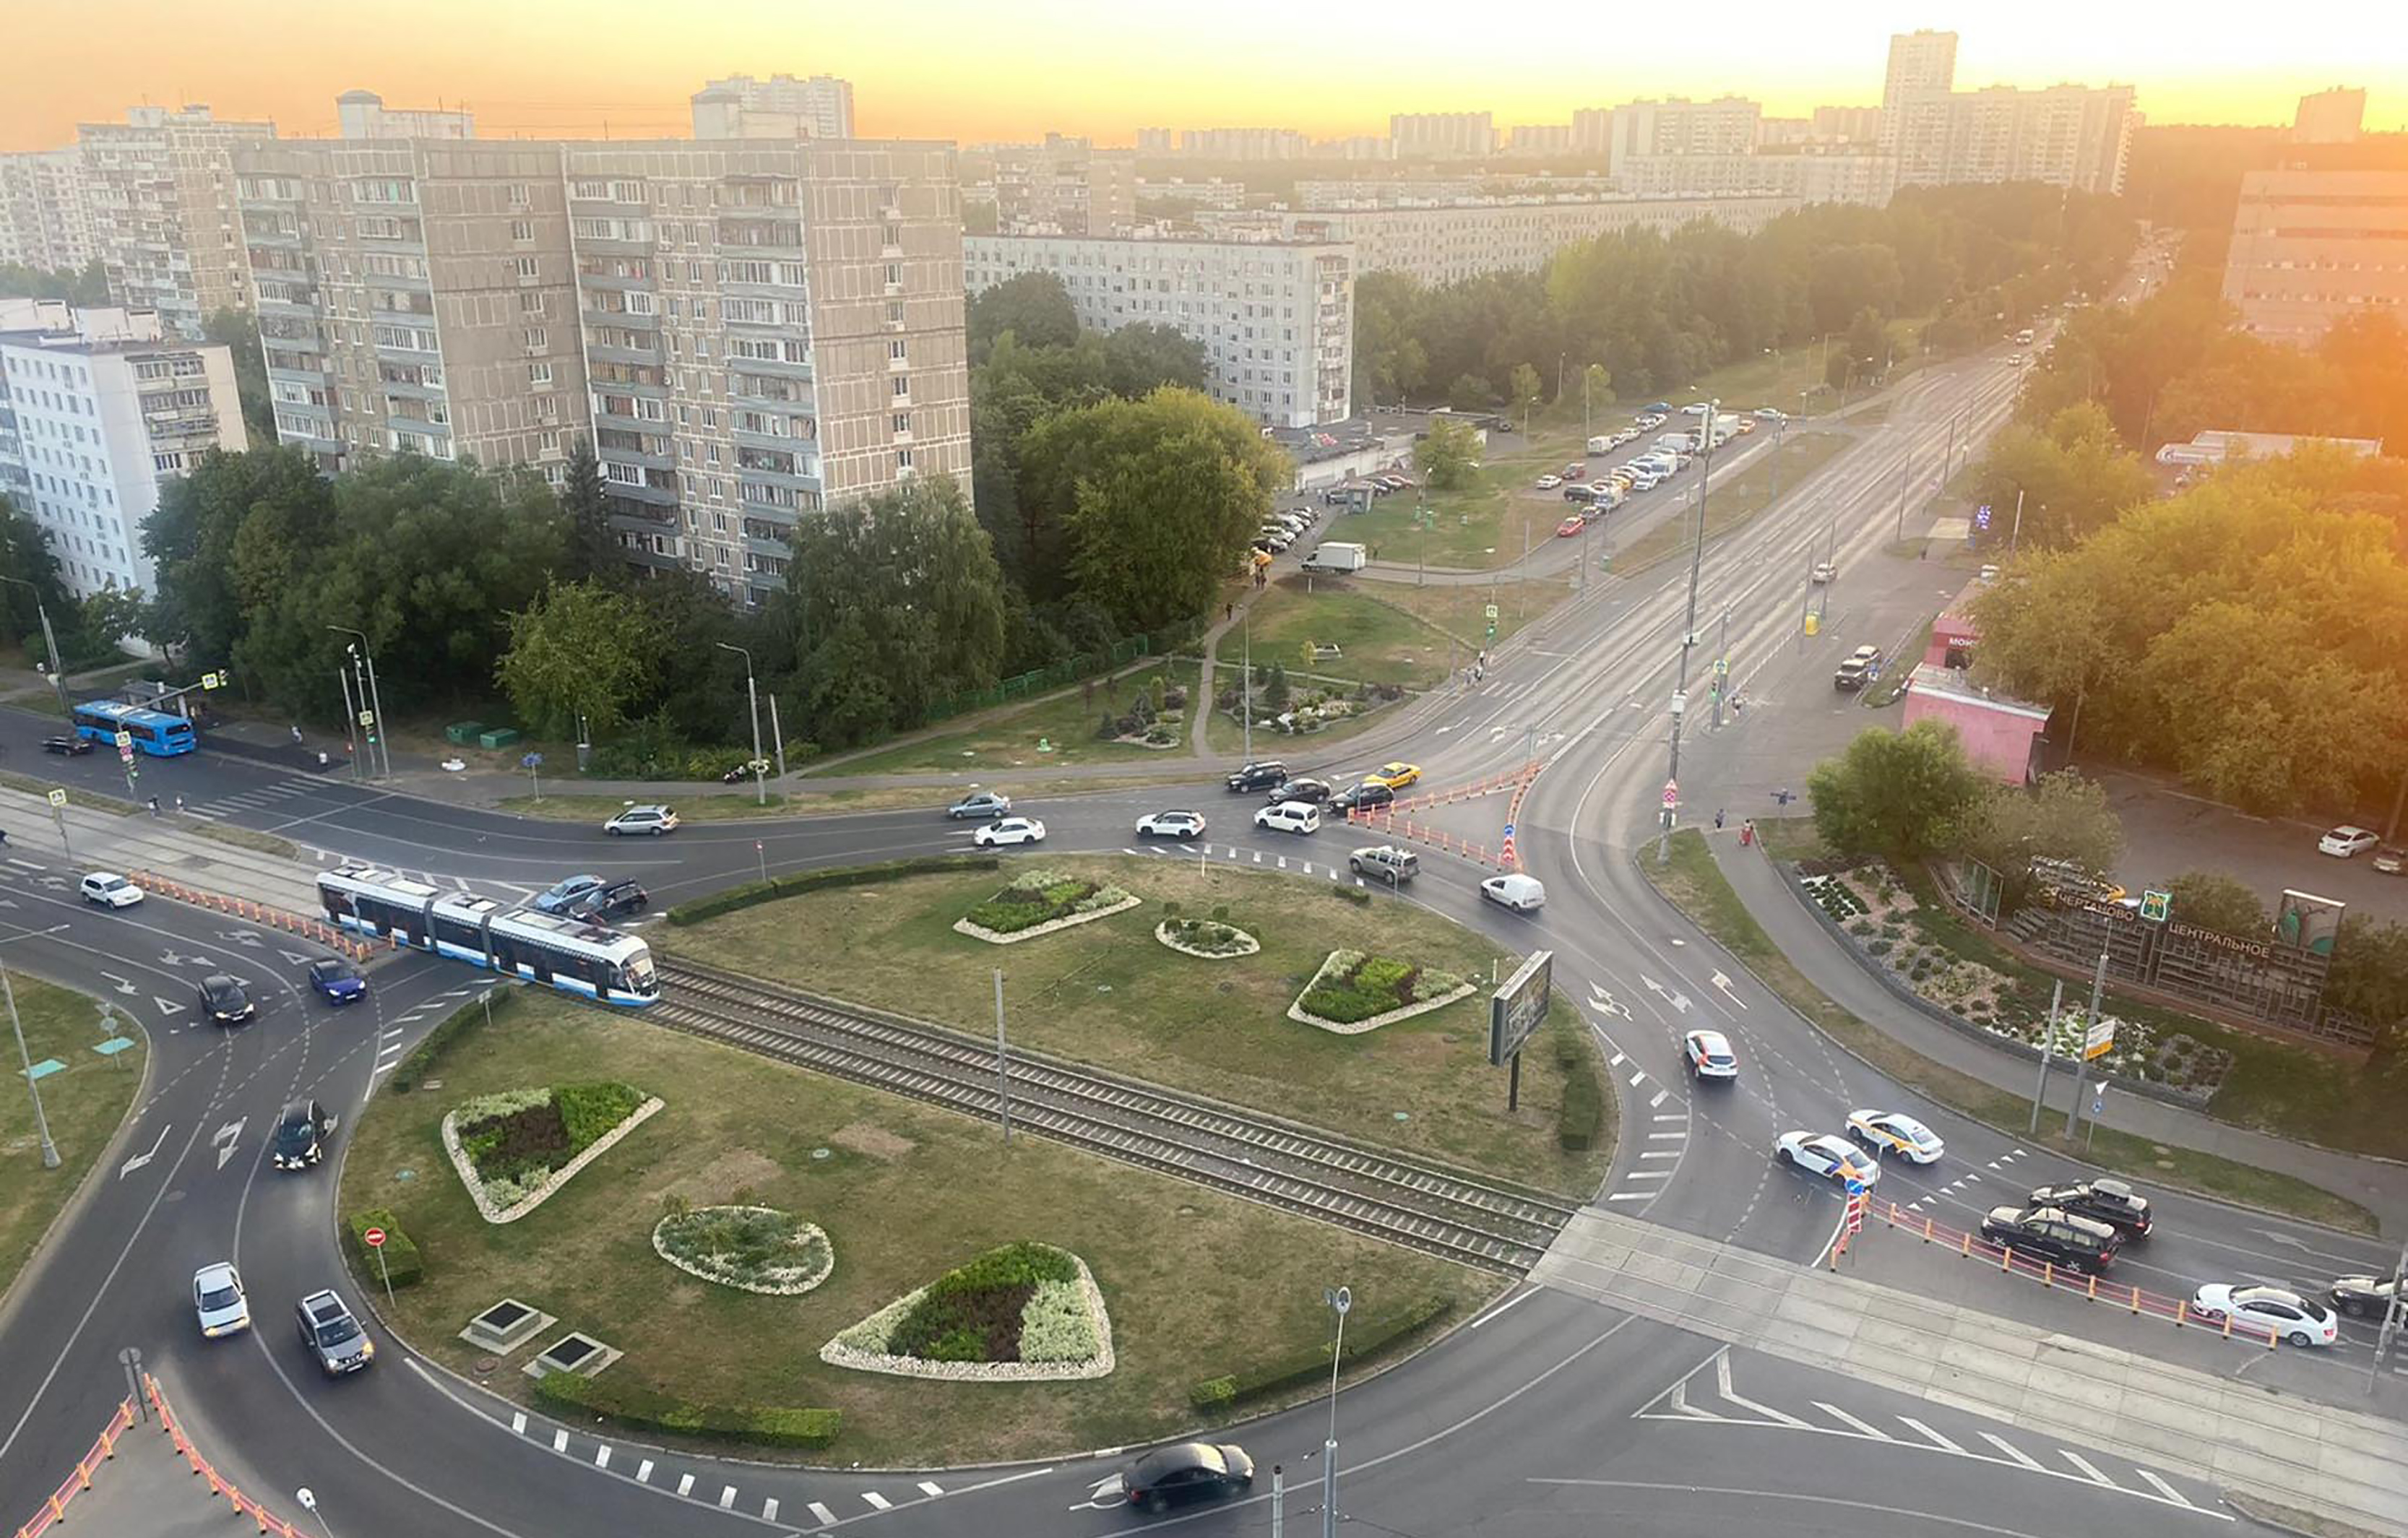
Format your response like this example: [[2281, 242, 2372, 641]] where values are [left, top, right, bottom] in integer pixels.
[[691, 74, 856, 140], [963, 233, 1352, 429], [970, 136, 1136, 236], [1813, 105, 1885, 144], [1137, 178, 1246, 211], [79, 105, 276, 340], [1389, 113, 1496, 160], [1175, 128, 1310, 161], [1603, 98, 1764, 173], [232, 139, 588, 477], [562, 139, 971, 601], [1889, 83, 2136, 194], [1881, 30, 1959, 148], [1617, 151, 1898, 207], [2292, 88, 2366, 144], [2222, 168, 2408, 345], [336, 90, 475, 140], [1310, 137, 1394, 162], [0, 149, 95, 272], [0, 302, 248, 599], [1269, 194, 1798, 287], [1505, 125, 1575, 158]]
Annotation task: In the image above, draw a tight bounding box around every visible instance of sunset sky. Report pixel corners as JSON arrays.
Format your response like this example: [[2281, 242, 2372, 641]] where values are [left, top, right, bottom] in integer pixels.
[[5, 0, 2403, 151]]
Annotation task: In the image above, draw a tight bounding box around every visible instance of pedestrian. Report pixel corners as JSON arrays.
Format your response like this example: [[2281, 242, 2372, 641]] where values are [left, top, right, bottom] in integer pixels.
[[317, 750, 330, 770], [289, 724, 303, 745], [147, 795, 160, 816], [1732, 695, 1744, 717], [1740, 818, 1755, 847], [173, 794, 185, 814], [1714, 808, 1725, 830], [1225, 602, 1233, 622]]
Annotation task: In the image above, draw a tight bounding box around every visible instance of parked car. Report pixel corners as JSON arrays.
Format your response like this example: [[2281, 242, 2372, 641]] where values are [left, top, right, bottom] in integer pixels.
[[2320, 826, 2380, 858], [192, 1263, 250, 1339], [1683, 1029, 1738, 1082], [1479, 873, 1546, 912], [1265, 777, 1333, 805], [1328, 780, 1394, 815], [1845, 1110, 1944, 1165], [1753, 407, 1786, 421], [947, 790, 1011, 821], [1134, 810, 1207, 839], [306, 958, 367, 1005], [1254, 801, 1321, 835], [2191, 1284, 2337, 1346], [566, 878, 650, 923], [533, 874, 605, 914], [1535, 474, 1562, 491], [2329, 1273, 2402, 1319], [603, 804, 679, 837], [272, 1098, 337, 1171], [1225, 761, 1288, 793], [79, 872, 144, 909], [197, 975, 255, 1026], [295, 1290, 375, 1375], [973, 817, 1047, 848], [2024, 1178, 2152, 1237], [1563, 462, 1584, 479], [1255, 528, 1293, 553], [41, 735, 92, 756], [1774, 1131, 1880, 1188], [1563, 485, 1594, 504], [2373, 845, 2407, 876], [1833, 645, 1881, 692], [1980, 1206, 2120, 1273], [1115, 1441, 1255, 1513], [1347, 846, 1420, 884]]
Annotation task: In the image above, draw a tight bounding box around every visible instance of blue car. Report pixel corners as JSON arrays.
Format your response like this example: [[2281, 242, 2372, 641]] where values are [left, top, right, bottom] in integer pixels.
[[306, 959, 367, 1005]]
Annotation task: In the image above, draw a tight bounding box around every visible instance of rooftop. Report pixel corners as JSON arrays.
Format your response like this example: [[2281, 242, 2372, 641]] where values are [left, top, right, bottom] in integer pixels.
[[1906, 662, 2050, 722]]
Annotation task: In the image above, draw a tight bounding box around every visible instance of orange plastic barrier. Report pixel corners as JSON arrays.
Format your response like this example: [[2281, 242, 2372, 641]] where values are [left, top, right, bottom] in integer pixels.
[[11, 1397, 135, 1538], [145, 1373, 311, 1537], [128, 871, 373, 961]]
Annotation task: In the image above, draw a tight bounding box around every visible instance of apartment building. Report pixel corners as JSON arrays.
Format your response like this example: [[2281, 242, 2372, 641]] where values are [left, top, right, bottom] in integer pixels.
[[1505, 125, 1575, 158], [79, 105, 276, 340], [2292, 88, 2366, 144], [2222, 168, 2408, 345], [1813, 106, 1884, 144], [691, 74, 856, 140], [1615, 151, 1898, 207], [1389, 113, 1496, 160], [1889, 82, 2136, 194], [0, 301, 248, 598], [1880, 29, 1959, 149], [232, 139, 587, 477], [562, 139, 970, 600], [1310, 137, 1394, 162], [1602, 98, 1764, 173], [970, 135, 1136, 235], [1137, 177, 1246, 212], [963, 233, 1351, 428], [1173, 128, 1310, 161], [336, 90, 475, 140], [1269, 193, 1798, 286], [0, 149, 95, 272]]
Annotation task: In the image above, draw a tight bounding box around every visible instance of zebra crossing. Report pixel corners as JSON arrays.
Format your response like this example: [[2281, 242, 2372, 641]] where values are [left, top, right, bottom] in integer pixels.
[[179, 775, 326, 821]]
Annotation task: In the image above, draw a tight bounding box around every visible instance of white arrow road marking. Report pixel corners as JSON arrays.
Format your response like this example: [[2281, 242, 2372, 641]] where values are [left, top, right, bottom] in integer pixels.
[[212, 1118, 246, 1171], [1641, 976, 1667, 997], [118, 1123, 171, 1179], [1709, 971, 1748, 1008], [159, 950, 194, 967], [100, 972, 137, 996], [1667, 990, 1693, 1015], [280, 949, 315, 966], [153, 996, 186, 1018]]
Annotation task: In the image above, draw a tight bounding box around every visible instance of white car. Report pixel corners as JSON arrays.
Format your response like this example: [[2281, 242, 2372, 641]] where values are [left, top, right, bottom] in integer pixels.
[[79, 872, 143, 909], [603, 804, 680, 836], [1535, 474, 1562, 491], [1680, 401, 1713, 416], [1135, 810, 1206, 839], [1480, 873, 1546, 911], [1774, 1131, 1881, 1189], [973, 816, 1047, 848], [193, 1262, 250, 1338], [2190, 1284, 2338, 1347], [1683, 1029, 1738, 1081], [1811, 561, 1836, 584], [2319, 826, 2380, 858], [1255, 801, 1321, 836], [1845, 1110, 1945, 1165]]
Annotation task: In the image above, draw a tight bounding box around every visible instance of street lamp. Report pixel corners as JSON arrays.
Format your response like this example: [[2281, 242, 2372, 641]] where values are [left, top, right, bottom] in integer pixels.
[[3, 959, 59, 1169], [1321, 1284, 1350, 1538], [715, 641, 766, 805], [324, 626, 390, 781], [295, 1485, 336, 1538], [0, 575, 72, 721]]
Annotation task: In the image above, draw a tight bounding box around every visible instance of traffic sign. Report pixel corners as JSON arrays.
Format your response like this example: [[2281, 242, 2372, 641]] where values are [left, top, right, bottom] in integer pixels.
[[522, 752, 544, 769], [1483, 603, 1499, 621], [202, 672, 223, 689], [357, 709, 374, 727], [46, 788, 66, 808], [2139, 889, 2170, 923], [1662, 779, 1679, 808], [1844, 1178, 1868, 1196], [113, 730, 132, 749], [2082, 1016, 2116, 1060], [1975, 504, 1993, 530], [1713, 657, 1727, 676], [363, 1227, 387, 1249], [1669, 690, 1688, 715]]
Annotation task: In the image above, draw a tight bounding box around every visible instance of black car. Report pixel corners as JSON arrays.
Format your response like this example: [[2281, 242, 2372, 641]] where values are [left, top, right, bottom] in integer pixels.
[[567, 878, 650, 923], [1264, 777, 1333, 806], [2025, 1178, 2152, 1238], [2329, 1274, 2401, 1319], [41, 735, 93, 756], [1119, 1441, 1255, 1513], [1225, 761, 1289, 793], [197, 974, 254, 1025], [272, 1098, 337, 1170], [1979, 1205, 2120, 1274], [1328, 780, 1395, 815]]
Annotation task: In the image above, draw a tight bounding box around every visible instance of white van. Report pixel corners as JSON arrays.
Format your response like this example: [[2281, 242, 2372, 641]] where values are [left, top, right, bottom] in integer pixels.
[[1254, 800, 1322, 836], [1480, 873, 1547, 911], [1587, 435, 1614, 456]]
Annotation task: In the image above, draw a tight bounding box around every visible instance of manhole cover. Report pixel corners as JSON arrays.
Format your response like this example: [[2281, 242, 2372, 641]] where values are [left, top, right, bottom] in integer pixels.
[[474, 1357, 498, 1376], [811, 1148, 832, 1161], [395, 1169, 416, 1181]]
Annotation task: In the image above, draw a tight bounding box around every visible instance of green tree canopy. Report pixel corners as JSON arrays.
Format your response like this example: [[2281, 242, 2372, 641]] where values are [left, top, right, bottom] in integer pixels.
[[1950, 771, 2125, 911], [2160, 872, 2269, 938], [969, 272, 1079, 363], [1415, 415, 1482, 491], [559, 437, 623, 587], [496, 580, 662, 740], [142, 445, 335, 668], [201, 308, 275, 449], [1807, 720, 1985, 863]]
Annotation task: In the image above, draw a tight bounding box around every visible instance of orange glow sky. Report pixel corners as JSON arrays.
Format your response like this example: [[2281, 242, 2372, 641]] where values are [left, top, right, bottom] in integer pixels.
[[5, 0, 2404, 151]]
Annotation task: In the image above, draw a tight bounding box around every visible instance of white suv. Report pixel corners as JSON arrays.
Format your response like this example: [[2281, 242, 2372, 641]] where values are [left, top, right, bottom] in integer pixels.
[[1255, 801, 1321, 835], [79, 872, 143, 909], [603, 804, 680, 836]]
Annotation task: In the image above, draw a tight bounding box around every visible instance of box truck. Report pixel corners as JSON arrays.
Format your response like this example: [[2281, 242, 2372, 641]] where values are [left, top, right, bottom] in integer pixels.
[[1301, 542, 1368, 574]]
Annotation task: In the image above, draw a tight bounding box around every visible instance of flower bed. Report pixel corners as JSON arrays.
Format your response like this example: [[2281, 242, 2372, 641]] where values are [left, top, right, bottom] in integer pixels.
[[653, 1204, 834, 1296], [1800, 872, 1868, 924], [953, 868, 1139, 944], [1155, 917, 1261, 959], [1288, 949, 1472, 1036], [442, 1082, 660, 1224], [820, 1243, 1113, 1383]]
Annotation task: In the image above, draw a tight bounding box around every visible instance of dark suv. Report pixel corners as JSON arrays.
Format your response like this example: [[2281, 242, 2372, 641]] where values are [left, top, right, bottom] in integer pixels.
[[295, 1290, 374, 1375], [567, 878, 650, 923], [1980, 1205, 2120, 1273], [2024, 1178, 2152, 1238], [272, 1098, 336, 1171], [1225, 761, 1288, 793]]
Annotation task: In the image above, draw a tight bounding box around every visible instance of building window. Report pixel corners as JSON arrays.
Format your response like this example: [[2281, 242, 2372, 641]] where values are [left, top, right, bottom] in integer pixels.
[[897, 447, 914, 474], [887, 301, 905, 324], [510, 220, 533, 243], [892, 412, 911, 434], [530, 362, 553, 386], [884, 262, 902, 287], [509, 183, 530, 207], [888, 339, 907, 361], [524, 327, 547, 350], [892, 375, 910, 397], [514, 256, 540, 280]]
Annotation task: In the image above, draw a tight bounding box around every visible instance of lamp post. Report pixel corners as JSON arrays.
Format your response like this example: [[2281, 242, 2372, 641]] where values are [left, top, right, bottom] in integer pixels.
[[0, 576, 72, 721], [4, 960, 59, 1169], [324, 626, 390, 780], [1656, 400, 1717, 865], [1321, 1285, 1350, 1538], [295, 1485, 337, 1538], [715, 641, 766, 805]]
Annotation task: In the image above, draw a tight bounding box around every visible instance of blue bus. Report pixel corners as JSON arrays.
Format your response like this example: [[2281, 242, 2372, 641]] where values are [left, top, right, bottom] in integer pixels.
[[72, 700, 197, 756]]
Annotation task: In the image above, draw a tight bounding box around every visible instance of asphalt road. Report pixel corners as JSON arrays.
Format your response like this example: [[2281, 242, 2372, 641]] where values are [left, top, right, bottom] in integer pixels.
[[0, 321, 2383, 1537]]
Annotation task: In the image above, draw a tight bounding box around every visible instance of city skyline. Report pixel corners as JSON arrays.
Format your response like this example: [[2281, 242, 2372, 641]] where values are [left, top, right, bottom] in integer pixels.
[[4, 0, 2405, 152]]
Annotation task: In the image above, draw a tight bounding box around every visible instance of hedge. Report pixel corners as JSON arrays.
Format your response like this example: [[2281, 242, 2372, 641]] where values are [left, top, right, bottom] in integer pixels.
[[387, 984, 522, 1096], [532, 1368, 840, 1449], [668, 854, 1001, 925], [1188, 1295, 1451, 1414], [345, 1209, 424, 1289], [1554, 1024, 1604, 1152]]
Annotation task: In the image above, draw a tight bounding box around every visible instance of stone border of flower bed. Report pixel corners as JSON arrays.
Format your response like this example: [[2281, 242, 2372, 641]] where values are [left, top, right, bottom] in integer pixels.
[[817, 1252, 1115, 1383], [953, 893, 1142, 946], [1286, 951, 1476, 1037], [652, 1205, 834, 1296], [1155, 920, 1261, 959], [442, 1096, 664, 1224]]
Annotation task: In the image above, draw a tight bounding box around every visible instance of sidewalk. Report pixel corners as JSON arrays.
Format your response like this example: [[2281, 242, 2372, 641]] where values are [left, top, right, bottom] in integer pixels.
[[1706, 831, 2408, 1239], [0, 786, 322, 912]]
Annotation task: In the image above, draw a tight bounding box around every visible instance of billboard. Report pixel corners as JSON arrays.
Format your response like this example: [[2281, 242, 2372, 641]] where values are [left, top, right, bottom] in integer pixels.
[[1489, 951, 1554, 1066], [2275, 890, 2346, 957]]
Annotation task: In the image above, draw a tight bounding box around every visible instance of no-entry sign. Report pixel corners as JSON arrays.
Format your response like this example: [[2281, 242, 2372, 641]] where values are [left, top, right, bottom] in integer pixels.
[[363, 1227, 387, 1249]]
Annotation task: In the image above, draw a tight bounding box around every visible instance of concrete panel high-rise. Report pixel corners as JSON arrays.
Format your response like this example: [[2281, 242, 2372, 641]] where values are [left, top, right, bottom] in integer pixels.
[[0, 149, 96, 272], [2292, 87, 2367, 144], [1390, 113, 1496, 161], [2223, 168, 2408, 346], [1270, 193, 1797, 287], [335, 90, 475, 140], [1889, 82, 2136, 194], [79, 105, 277, 339], [971, 134, 1136, 235], [1881, 29, 1959, 148], [1605, 98, 1764, 173], [691, 74, 856, 140]]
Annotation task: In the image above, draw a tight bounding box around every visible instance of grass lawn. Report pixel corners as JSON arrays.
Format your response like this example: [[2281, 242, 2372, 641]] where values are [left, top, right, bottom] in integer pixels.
[[342, 993, 1501, 1464], [1639, 830, 2376, 1233], [806, 660, 1202, 778], [1, 769, 136, 816], [1337, 415, 1602, 570], [1214, 574, 1557, 694], [662, 855, 1611, 1197], [499, 772, 1215, 825], [1753, 816, 1831, 864], [0, 975, 146, 1305], [1862, 617, 1933, 708], [1610, 432, 1851, 576]]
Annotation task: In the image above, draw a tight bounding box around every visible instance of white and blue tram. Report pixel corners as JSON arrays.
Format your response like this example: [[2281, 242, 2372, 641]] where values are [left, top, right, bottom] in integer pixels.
[[316, 865, 660, 1007]]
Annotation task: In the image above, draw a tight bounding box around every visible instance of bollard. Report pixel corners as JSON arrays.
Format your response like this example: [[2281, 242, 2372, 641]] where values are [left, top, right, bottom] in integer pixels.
[[2265, 1324, 2277, 1351], [2042, 1261, 2054, 1290], [2222, 1312, 2232, 1339], [2086, 1274, 2098, 1302], [2131, 1284, 2142, 1314], [2176, 1300, 2188, 1329], [1922, 1215, 1935, 1243], [2001, 1244, 2014, 1273], [1960, 1230, 1972, 1258]]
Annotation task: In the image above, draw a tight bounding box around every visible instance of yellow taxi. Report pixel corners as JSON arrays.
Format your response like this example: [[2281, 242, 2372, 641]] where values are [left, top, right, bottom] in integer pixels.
[[1365, 762, 1422, 790]]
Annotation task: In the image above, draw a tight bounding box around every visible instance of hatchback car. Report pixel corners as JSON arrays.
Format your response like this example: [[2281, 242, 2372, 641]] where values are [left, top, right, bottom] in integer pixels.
[[533, 874, 605, 914], [1255, 801, 1321, 836], [947, 790, 1011, 821], [2320, 826, 2380, 858], [192, 1263, 250, 1338], [42, 735, 93, 756], [1811, 561, 1836, 584], [2191, 1284, 2337, 1346], [1535, 474, 1562, 490], [1135, 809, 1207, 839], [79, 872, 144, 909], [295, 1290, 375, 1375], [2026, 1178, 2152, 1237], [272, 1098, 337, 1170], [1980, 1206, 2119, 1273], [1226, 761, 1289, 793], [1265, 777, 1333, 805], [2329, 1273, 2402, 1319], [1845, 1110, 1945, 1165], [306, 958, 367, 1005], [197, 975, 254, 1026], [1368, 763, 1422, 790], [974, 816, 1046, 848], [566, 878, 650, 923], [602, 804, 679, 837], [1480, 873, 1546, 911], [1684, 1029, 1739, 1081], [1774, 1131, 1880, 1189], [1117, 1441, 1255, 1513]]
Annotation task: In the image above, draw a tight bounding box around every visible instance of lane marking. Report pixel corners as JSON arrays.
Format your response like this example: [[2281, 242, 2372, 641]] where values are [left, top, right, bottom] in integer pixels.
[[719, 1485, 737, 1510], [1469, 1287, 1540, 1329], [1605, 1191, 1651, 1202], [863, 1491, 892, 1511], [808, 1501, 837, 1526], [917, 1480, 944, 1496], [764, 1497, 780, 1521], [2136, 1471, 2191, 1506], [677, 1473, 694, 1498], [594, 1446, 610, 1469], [1649, 1089, 1667, 1107], [1652, 1113, 1683, 1123], [636, 1459, 653, 1483], [1815, 1402, 1890, 1439], [1715, 1352, 1807, 1427], [1646, 1131, 1685, 1140], [1897, 1416, 1964, 1453], [509, 1412, 525, 1435], [551, 1429, 568, 1453], [2060, 1450, 2113, 1486], [1980, 1433, 2042, 1470]]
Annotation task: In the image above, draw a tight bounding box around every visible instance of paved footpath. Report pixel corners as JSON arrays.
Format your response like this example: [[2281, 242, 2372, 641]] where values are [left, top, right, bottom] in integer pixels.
[[1705, 831, 2408, 1240]]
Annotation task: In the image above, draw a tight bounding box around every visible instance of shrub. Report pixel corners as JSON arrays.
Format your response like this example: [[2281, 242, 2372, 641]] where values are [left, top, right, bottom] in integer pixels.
[[1558, 1068, 1603, 1152], [388, 985, 523, 1095], [532, 1370, 839, 1449], [1326, 885, 1372, 907], [668, 855, 1001, 925], [555, 1081, 644, 1147], [1187, 1295, 1451, 1414], [1211, 905, 1229, 923], [884, 1243, 1083, 1363], [346, 1209, 423, 1288]]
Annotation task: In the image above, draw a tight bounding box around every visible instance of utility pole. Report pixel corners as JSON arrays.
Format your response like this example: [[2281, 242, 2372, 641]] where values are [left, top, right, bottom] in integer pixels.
[[2009, 488, 2027, 557], [993, 969, 1011, 1144], [2073, 946, 2110, 1141], [767, 694, 787, 779], [1322, 1285, 1350, 1538], [2029, 980, 2063, 1135], [2368, 1235, 2408, 1394], [1711, 607, 1730, 730], [1241, 609, 1252, 760], [1894, 454, 1911, 544], [4, 961, 60, 1169], [336, 665, 363, 785], [717, 642, 765, 806], [1656, 401, 1716, 865]]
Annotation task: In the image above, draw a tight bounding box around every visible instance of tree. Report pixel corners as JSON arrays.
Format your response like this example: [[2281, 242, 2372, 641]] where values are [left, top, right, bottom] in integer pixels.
[[2162, 872, 2269, 938], [1829, 306, 1890, 389], [969, 272, 1078, 364], [1415, 415, 1482, 491], [1583, 363, 1613, 411], [201, 308, 275, 448], [0, 495, 70, 654], [1509, 361, 1545, 420], [1808, 721, 1985, 863], [0, 260, 107, 305], [141, 445, 334, 669], [558, 438, 623, 586], [1806, 243, 1903, 335], [1447, 373, 1493, 412], [65, 587, 144, 667], [496, 580, 661, 740], [1100, 324, 1208, 398], [2327, 915, 2408, 1075], [1950, 771, 2125, 910]]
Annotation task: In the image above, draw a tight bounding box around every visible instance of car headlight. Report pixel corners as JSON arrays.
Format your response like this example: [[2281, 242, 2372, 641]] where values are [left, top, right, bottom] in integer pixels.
[[359, 1341, 376, 1359]]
